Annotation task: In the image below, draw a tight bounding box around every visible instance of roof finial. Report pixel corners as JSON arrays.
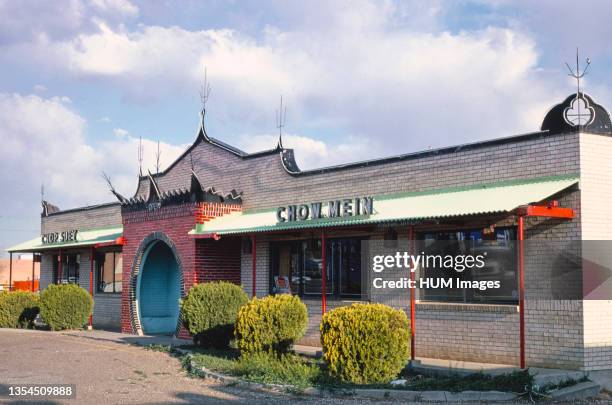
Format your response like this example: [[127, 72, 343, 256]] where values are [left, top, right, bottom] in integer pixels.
[[137, 135, 143, 177], [101, 171, 128, 204], [200, 66, 211, 112], [198, 66, 212, 142], [564, 48, 593, 126], [565, 47, 591, 96], [275, 95, 287, 149], [155, 139, 161, 174]]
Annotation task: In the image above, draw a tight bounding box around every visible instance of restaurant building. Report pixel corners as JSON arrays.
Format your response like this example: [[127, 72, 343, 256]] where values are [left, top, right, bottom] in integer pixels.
[[8, 91, 612, 371]]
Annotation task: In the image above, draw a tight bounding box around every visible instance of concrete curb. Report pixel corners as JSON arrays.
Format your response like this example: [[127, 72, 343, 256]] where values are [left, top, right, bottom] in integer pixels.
[[181, 353, 520, 402], [548, 381, 601, 401]]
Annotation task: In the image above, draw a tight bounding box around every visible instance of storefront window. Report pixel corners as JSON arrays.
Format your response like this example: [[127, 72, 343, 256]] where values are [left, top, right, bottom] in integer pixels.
[[420, 227, 518, 304], [96, 251, 123, 293], [53, 254, 80, 284], [303, 239, 329, 295], [270, 237, 363, 298]]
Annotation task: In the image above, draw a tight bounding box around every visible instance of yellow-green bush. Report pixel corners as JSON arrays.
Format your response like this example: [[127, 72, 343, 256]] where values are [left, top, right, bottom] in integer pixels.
[[40, 284, 93, 331], [235, 294, 307, 354], [181, 282, 248, 348], [0, 291, 40, 328], [320, 303, 410, 384]]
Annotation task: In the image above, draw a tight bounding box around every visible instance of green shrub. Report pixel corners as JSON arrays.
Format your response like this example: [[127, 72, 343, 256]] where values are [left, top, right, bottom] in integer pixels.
[[320, 303, 410, 384], [235, 294, 307, 354], [235, 352, 320, 388], [40, 284, 93, 330], [0, 291, 40, 328], [181, 282, 248, 348]]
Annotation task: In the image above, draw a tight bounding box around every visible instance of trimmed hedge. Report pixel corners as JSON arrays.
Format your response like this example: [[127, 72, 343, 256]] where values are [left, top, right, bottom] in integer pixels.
[[320, 303, 410, 384], [235, 294, 307, 354], [0, 291, 40, 328], [40, 284, 93, 331], [181, 282, 248, 348]]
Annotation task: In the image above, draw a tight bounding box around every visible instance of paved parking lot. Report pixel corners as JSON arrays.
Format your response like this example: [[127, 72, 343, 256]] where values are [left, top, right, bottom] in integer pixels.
[[1, 329, 421, 404], [1, 329, 611, 404], [0, 329, 302, 404]]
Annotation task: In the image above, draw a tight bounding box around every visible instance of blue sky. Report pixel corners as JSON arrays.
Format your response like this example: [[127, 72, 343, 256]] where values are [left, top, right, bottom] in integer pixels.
[[2, 0, 612, 254]]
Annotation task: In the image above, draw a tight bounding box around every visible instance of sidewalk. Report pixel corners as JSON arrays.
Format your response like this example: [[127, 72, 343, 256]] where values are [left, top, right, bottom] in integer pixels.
[[60, 328, 192, 347], [410, 357, 589, 387]]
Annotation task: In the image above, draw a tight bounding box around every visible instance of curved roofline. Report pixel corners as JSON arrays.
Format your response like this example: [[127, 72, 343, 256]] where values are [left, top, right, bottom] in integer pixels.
[[141, 109, 282, 180], [540, 91, 612, 135], [137, 105, 589, 181]]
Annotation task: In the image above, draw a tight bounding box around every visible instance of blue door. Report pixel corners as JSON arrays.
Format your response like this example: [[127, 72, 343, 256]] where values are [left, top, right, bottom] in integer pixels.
[[137, 241, 180, 335]]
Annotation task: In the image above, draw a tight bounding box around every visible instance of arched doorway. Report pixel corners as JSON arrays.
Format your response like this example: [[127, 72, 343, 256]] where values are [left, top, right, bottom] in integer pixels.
[[136, 240, 181, 335]]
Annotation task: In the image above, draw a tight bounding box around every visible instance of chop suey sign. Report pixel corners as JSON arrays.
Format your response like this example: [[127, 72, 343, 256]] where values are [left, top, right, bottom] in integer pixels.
[[277, 197, 374, 223], [41, 229, 78, 244]]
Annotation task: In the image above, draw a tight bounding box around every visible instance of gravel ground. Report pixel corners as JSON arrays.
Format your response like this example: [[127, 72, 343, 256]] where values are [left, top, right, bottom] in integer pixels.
[[0, 329, 611, 404]]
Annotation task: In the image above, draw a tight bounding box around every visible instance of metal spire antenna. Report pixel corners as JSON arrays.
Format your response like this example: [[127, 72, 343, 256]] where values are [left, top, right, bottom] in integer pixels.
[[275, 95, 287, 149], [564, 48, 592, 126], [138, 135, 144, 177], [200, 66, 212, 111], [40, 183, 44, 203], [565, 47, 591, 94], [155, 140, 161, 174]]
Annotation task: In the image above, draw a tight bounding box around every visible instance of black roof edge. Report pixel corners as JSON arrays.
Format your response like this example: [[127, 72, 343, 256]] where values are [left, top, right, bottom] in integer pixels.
[[43, 201, 121, 217], [131, 108, 591, 182], [283, 129, 563, 177]]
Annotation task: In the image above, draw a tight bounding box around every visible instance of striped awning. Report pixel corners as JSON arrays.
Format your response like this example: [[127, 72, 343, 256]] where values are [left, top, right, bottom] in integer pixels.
[[7, 226, 124, 253], [189, 175, 579, 236]]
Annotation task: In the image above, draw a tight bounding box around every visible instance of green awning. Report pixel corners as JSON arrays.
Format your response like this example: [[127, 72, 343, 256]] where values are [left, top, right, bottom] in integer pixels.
[[190, 175, 579, 236], [7, 226, 124, 253]]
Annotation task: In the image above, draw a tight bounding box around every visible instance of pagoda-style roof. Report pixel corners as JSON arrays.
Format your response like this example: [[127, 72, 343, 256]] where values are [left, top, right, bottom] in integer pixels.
[[113, 169, 242, 210]]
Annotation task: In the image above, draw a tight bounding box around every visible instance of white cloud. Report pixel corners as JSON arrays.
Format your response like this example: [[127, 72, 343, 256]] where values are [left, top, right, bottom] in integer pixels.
[[23, 5, 559, 154], [238, 133, 380, 170], [113, 127, 128, 137], [0, 92, 187, 211], [89, 0, 138, 18]]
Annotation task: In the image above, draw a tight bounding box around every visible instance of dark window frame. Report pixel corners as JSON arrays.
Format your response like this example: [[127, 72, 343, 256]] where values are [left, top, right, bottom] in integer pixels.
[[96, 250, 123, 294], [417, 226, 519, 305], [52, 253, 80, 285], [269, 236, 367, 300]]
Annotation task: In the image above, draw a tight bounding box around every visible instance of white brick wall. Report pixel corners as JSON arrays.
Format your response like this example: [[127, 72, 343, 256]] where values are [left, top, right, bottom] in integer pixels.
[[580, 133, 612, 370], [240, 237, 270, 298]]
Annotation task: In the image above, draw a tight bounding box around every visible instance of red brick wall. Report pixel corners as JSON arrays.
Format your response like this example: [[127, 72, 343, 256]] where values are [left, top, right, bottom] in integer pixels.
[[120, 202, 242, 338], [195, 238, 241, 284], [175, 238, 242, 340]]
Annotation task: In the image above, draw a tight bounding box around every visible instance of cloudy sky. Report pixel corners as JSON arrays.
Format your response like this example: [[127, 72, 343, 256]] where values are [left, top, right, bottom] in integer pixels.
[[2, 0, 612, 254]]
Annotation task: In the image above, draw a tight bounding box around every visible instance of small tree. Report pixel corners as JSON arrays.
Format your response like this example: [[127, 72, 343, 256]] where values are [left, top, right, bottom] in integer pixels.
[[0, 291, 40, 328], [320, 303, 410, 384], [235, 294, 307, 354], [181, 282, 248, 348], [40, 284, 93, 331]]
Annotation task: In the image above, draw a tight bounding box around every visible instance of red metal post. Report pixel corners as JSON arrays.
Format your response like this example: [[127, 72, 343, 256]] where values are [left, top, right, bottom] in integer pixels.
[[518, 215, 526, 369], [89, 246, 94, 327], [251, 235, 257, 298], [8, 252, 13, 291], [408, 225, 416, 360], [321, 231, 327, 315], [58, 249, 63, 284], [31, 255, 35, 292]]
